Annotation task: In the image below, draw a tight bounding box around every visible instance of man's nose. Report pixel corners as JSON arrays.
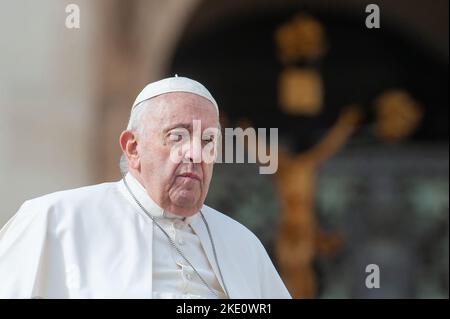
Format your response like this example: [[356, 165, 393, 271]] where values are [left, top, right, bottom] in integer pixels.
[[184, 138, 202, 163]]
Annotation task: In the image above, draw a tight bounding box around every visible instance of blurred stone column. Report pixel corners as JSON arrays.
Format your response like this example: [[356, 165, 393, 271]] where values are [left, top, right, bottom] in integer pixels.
[[0, 0, 102, 226]]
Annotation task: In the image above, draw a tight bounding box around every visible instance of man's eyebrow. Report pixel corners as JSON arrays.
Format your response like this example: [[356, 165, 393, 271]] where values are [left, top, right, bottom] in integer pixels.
[[164, 122, 192, 132]]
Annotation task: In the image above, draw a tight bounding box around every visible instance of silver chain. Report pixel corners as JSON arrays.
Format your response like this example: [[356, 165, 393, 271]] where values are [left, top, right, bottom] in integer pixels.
[[122, 175, 230, 298], [199, 212, 230, 298]]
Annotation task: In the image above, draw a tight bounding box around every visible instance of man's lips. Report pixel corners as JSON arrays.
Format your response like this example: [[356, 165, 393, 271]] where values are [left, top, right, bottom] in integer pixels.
[[177, 172, 201, 181]]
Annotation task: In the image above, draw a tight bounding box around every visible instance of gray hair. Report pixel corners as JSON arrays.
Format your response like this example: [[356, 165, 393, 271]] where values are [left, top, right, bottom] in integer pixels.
[[119, 154, 128, 175], [126, 100, 152, 134]]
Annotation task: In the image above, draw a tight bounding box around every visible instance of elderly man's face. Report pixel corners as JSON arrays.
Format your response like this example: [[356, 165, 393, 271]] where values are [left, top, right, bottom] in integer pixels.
[[123, 92, 219, 217]]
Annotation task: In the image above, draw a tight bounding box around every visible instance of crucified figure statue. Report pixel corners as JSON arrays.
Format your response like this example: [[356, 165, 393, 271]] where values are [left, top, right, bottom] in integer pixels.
[[274, 105, 363, 298]]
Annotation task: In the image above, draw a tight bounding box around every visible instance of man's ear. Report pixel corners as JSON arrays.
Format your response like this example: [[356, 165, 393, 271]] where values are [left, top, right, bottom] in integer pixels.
[[119, 130, 140, 170]]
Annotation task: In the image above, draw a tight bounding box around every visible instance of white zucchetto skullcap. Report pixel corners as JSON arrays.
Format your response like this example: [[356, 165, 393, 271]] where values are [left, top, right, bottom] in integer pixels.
[[131, 75, 219, 115]]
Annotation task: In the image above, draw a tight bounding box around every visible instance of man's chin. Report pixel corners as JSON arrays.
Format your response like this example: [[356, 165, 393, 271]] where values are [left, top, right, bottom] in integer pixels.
[[168, 195, 202, 217]]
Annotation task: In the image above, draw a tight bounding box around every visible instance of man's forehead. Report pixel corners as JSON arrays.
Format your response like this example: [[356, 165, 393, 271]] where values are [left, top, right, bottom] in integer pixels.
[[144, 93, 219, 129], [151, 93, 217, 117]]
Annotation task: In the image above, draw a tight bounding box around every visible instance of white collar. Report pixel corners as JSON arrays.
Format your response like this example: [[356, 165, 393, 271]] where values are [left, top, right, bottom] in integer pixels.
[[124, 172, 195, 220]]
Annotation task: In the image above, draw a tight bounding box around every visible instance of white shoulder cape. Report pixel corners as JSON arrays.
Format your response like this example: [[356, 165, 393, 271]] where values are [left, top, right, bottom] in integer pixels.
[[0, 180, 291, 299]]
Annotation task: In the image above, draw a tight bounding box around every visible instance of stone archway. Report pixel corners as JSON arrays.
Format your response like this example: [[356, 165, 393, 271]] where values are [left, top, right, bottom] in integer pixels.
[[98, 0, 448, 181]]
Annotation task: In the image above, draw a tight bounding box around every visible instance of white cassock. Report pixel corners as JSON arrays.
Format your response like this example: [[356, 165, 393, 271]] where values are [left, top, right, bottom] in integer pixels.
[[0, 173, 291, 299]]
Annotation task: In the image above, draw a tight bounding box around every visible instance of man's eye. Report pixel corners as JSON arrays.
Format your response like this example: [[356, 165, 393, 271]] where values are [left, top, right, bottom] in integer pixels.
[[169, 132, 185, 142], [203, 134, 217, 143], [203, 137, 214, 143]]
